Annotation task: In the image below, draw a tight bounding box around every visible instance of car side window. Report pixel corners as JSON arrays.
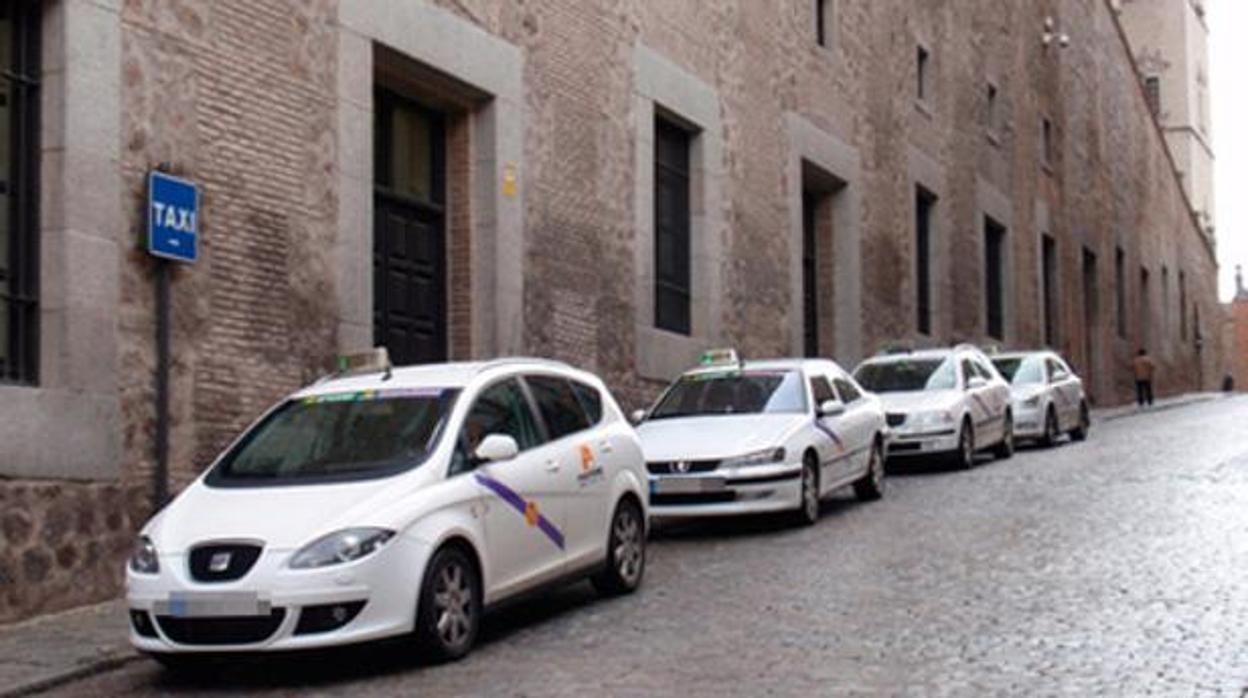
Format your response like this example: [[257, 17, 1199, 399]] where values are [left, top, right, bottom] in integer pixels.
[[568, 379, 604, 424], [833, 377, 862, 404], [961, 359, 977, 386], [1048, 359, 1068, 382], [810, 376, 836, 407], [451, 379, 544, 476], [974, 360, 995, 381], [525, 375, 592, 440]]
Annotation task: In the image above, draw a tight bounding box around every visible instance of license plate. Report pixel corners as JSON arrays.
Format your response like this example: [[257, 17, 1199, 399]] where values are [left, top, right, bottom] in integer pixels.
[[652, 477, 725, 495], [153, 592, 269, 618]]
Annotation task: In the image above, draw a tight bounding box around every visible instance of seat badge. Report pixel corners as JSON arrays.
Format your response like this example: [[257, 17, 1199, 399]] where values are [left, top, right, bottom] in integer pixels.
[[208, 552, 232, 573], [672, 460, 692, 474]]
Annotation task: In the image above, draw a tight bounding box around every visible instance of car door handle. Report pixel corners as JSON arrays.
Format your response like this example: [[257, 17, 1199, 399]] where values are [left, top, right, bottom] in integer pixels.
[[545, 460, 561, 473], [598, 439, 613, 453]]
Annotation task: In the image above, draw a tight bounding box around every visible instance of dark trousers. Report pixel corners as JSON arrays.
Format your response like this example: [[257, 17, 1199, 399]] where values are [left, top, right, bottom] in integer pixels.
[[1135, 380, 1154, 406]]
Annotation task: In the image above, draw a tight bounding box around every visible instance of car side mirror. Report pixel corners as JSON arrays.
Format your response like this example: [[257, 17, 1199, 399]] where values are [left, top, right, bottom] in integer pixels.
[[629, 409, 647, 425], [818, 399, 845, 418], [474, 434, 519, 463], [966, 376, 988, 391]]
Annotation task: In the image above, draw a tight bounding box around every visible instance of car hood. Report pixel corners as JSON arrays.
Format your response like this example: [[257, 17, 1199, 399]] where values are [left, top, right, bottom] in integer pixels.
[[876, 390, 962, 415], [143, 472, 427, 553], [635, 413, 807, 462]]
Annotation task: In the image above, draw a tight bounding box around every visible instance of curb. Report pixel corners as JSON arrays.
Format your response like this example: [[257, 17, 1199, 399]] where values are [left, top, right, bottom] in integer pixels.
[[0, 651, 142, 698], [1094, 393, 1228, 423]]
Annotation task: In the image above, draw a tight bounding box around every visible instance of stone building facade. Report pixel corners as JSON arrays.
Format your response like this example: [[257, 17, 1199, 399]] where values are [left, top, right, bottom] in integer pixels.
[[0, 0, 1223, 623]]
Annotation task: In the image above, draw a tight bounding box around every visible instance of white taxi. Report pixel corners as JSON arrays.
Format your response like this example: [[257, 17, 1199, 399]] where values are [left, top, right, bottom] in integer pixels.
[[634, 350, 888, 526], [126, 350, 647, 666], [990, 351, 1090, 446], [852, 345, 1014, 469]]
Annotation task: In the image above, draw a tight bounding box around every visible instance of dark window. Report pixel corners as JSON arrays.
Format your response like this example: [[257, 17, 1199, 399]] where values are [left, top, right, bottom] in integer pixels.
[[833, 377, 861, 404], [373, 88, 447, 366], [568, 380, 603, 425], [802, 192, 819, 356], [810, 375, 835, 405], [452, 379, 544, 475], [815, 0, 833, 48], [1115, 247, 1127, 338], [654, 117, 692, 335], [1082, 248, 1098, 382], [525, 375, 591, 441], [1041, 117, 1054, 166], [915, 187, 935, 335], [1143, 76, 1161, 116], [1042, 234, 1058, 347], [1179, 270, 1188, 340], [961, 359, 977, 386], [986, 83, 999, 133], [916, 46, 930, 101], [984, 217, 1006, 340], [1139, 266, 1151, 350], [0, 3, 40, 384]]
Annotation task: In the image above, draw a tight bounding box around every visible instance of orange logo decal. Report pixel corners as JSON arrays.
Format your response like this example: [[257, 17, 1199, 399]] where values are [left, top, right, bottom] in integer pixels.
[[579, 444, 595, 472]]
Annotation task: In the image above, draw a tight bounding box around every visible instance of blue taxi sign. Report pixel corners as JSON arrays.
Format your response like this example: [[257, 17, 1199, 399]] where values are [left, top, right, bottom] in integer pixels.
[[147, 171, 199, 263]]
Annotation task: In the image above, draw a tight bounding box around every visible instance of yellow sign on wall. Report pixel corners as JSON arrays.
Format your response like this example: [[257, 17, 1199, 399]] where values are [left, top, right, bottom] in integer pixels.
[[502, 163, 518, 198]]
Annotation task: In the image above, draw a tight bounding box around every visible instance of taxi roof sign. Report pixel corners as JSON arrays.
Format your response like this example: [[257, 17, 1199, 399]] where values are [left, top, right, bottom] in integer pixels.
[[335, 347, 393, 379], [698, 348, 741, 368]]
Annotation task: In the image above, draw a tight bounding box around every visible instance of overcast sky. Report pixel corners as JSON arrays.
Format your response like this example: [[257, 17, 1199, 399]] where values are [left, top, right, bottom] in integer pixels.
[[1211, 0, 1244, 300]]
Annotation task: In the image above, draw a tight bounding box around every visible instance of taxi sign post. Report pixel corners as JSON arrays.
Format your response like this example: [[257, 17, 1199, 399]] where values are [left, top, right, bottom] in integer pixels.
[[147, 168, 199, 510]]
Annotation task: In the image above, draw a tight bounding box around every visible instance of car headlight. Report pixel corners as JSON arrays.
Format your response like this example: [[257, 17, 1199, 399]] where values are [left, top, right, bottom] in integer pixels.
[[1021, 395, 1042, 408], [289, 528, 396, 569], [912, 410, 955, 427], [721, 447, 786, 468], [129, 535, 160, 574]]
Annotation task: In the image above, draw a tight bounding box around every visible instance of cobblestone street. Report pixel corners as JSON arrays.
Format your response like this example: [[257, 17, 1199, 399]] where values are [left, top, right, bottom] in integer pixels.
[[43, 397, 1248, 696]]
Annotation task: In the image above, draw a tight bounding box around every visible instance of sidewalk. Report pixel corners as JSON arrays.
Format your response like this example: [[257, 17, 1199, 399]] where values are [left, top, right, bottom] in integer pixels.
[[0, 600, 135, 698], [1091, 391, 1228, 422], [0, 393, 1236, 696]]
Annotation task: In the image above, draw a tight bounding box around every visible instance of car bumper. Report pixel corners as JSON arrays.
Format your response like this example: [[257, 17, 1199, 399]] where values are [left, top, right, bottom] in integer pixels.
[[885, 428, 959, 457], [647, 463, 803, 520], [126, 535, 431, 653], [1012, 405, 1046, 438]]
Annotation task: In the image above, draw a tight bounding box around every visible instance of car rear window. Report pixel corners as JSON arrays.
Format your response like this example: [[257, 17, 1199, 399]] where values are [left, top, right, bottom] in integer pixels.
[[569, 380, 604, 424]]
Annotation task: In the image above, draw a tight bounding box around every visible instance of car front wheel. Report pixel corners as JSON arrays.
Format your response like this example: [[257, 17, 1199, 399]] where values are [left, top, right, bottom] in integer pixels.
[[993, 412, 1014, 460], [591, 498, 646, 596], [951, 420, 975, 470], [853, 440, 885, 501], [1070, 402, 1090, 442], [415, 545, 481, 662], [1042, 407, 1060, 448], [794, 455, 820, 526]]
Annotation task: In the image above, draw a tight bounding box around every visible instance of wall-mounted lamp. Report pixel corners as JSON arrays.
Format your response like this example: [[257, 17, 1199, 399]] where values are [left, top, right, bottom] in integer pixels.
[[1042, 16, 1070, 49]]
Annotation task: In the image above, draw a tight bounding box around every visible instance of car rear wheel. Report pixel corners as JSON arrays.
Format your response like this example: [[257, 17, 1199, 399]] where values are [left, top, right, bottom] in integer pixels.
[[993, 412, 1015, 460], [853, 440, 885, 501], [1070, 402, 1090, 442], [1041, 407, 1060, 448], [591, 498, 646, 596], [415, 545, 480, 662], [794, 455, 820, 526], [951, 420, 975, 470]]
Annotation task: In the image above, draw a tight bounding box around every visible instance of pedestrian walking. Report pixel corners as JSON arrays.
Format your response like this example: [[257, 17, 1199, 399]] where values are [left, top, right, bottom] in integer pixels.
[[1133, 348, 1156, 407]]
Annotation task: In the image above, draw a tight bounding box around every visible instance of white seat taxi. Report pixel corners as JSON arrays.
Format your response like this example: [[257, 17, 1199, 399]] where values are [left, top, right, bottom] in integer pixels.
[[126, 350, 648, 666], [852, 345, 1014, 469], [990, 350, 1090, 446], [634, 350, 888, 526]]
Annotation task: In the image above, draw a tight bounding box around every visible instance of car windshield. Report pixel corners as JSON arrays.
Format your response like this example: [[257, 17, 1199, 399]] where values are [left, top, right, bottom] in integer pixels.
[[649, 370, 807, 418], [208, 387, 458, 485], [992, 357, 1046, 386], [854, 357, 957, 393]]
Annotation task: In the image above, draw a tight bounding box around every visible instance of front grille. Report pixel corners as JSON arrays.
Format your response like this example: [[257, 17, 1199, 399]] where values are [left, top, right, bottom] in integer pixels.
[[155, 609, 286, 646], [886, 413, 907, 427], [650, 491, 737, 506], [646, 459, 720, 475], [188, 543, 263, 583]]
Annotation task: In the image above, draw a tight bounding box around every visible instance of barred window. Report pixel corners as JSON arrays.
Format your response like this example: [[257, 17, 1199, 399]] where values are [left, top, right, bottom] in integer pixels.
[[0, 2, 40, 383], [654, 117, 692, 336]]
